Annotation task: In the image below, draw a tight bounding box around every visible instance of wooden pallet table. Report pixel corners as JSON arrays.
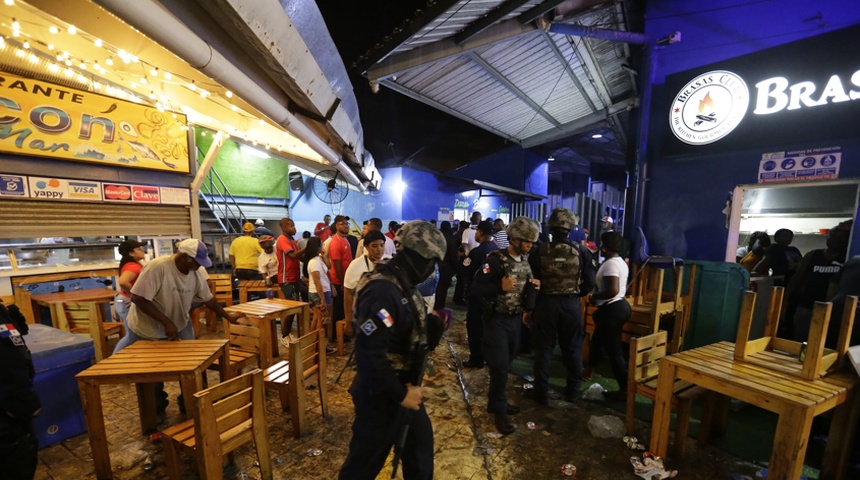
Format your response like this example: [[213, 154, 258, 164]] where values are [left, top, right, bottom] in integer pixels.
[[76, 339, 229, 480], [224, 298, 311, 367], [238, 279, 281, 303], [30, 288, 117, 330]]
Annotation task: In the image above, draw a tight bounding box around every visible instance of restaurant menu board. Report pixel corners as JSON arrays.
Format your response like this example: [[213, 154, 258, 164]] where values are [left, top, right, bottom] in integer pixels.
[[0, 71, 190, 173], [0, 173, 190, 205], [758, 147, 841, 184]]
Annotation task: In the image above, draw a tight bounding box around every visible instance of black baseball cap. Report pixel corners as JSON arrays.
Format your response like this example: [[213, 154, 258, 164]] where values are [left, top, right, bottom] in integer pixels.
[[118, 240, 147, 255]]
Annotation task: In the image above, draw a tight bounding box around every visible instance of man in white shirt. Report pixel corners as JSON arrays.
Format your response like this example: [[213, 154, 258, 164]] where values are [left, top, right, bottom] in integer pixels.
[[343, 230, 390, 329], [461, 211, 482, 254], [355, 217, 396, 258], [257, 235, 278, 284], [114, 238, 244, 413]]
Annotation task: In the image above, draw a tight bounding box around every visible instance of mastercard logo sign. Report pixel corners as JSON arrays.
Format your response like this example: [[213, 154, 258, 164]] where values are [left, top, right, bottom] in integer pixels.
[[104, 184, 132, 200]]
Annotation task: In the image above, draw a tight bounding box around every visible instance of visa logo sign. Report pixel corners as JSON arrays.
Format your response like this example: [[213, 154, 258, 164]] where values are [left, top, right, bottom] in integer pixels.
[[69, 181, 102, 200], [72, 186, 95, 194]]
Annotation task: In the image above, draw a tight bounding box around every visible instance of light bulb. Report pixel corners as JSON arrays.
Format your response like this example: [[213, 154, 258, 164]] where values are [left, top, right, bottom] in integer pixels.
[[139, 77, 147, 84], [22, 41, 29, 49], [79, 61, 86, 69], [47, 44, 54, 50], [12, 20, 20, 30], [231, 105, 238, 112], [150, 68, 157, 76], [105, 58, 113, 66], [64, 59, 71, 66], [225, 90, 233, 98], [56, 54, 63, 61], [68, 25, 77, 35], [130, 82, 137, 88], [5, 0, 15, 6], [93, 61, 100, 70], [94, 39, 102, 48], [49, 26, 59, 34], [188, 81, 196, 91], [163, 71, 171, 80]]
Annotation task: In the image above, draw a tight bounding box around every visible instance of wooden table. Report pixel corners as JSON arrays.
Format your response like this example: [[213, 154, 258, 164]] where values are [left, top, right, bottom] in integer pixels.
[[238, 279, 281, 303], [224, 298, 311, 367], [76, 339, 229, 480], [650, 341, 860, 480], [30, 288, 117, 330]]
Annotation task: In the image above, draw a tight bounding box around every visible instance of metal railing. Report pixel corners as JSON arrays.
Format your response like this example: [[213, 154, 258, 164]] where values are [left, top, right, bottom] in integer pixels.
[[196, 146, 246, 235]]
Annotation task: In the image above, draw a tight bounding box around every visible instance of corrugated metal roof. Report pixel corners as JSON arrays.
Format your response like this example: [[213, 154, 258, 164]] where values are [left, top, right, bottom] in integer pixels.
[[364, 0, 637, 168]]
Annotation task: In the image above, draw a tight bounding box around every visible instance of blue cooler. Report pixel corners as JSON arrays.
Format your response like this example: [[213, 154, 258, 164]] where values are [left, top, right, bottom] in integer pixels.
[[24, 324, 95, 448]]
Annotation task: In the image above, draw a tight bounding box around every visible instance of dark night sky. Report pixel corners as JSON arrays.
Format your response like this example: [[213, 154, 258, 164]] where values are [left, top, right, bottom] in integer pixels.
[[316, 0, 510, 173]]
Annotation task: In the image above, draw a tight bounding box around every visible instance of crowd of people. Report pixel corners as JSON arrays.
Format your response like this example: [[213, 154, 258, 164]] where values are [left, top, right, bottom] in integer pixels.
[[4, 208, 857, 480]]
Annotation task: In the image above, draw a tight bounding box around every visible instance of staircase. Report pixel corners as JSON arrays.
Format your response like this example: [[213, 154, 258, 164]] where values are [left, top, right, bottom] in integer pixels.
[[197, 149, 247, 272]]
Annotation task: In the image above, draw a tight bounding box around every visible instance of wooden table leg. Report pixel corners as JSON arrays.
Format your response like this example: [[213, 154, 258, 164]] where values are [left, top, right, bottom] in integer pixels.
[[217, 344, 231, 381], [257, 314, 275, 369], [79, 379, 112, 480], [136, 383, 157, 433], [239, 287, 248, 304], [822, 388, 860, 480], [51, 303, 67, 330], [300, 305, 310, 337], [650, 358, 676, 458], [769, 405, 814, 480], [178, 372, 203, 418]]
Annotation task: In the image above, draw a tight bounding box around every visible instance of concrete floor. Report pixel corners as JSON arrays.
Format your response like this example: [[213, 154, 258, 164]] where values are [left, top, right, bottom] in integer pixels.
[[35, 301, 765, 479]]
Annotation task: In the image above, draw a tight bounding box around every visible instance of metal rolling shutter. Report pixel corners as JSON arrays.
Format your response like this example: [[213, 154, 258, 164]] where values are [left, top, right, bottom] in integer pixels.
[[0, 199, 192, 238]]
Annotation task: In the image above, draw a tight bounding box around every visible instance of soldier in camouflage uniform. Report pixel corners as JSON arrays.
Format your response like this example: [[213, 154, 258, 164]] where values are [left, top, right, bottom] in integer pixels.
[[339, 221, 447, 480], [472, 217, 540, 435], [528, 208, 595, 405]]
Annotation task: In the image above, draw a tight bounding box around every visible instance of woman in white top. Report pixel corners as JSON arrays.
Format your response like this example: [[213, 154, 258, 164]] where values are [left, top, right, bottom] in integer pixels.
[[304, 237, 332, 332], [587, 231, 631, 401]]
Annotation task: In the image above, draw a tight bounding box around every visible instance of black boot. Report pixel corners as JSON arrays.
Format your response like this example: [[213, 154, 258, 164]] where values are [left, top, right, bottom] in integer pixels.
[[494, 413, 515, 435]]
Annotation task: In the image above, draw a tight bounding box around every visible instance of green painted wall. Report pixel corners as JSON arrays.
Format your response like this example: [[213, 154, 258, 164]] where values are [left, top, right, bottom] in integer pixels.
[[195, 127, 291, 199]]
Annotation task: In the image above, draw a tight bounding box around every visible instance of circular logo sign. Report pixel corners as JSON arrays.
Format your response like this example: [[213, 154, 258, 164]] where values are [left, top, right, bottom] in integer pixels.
[[669, 70, 749, 145]]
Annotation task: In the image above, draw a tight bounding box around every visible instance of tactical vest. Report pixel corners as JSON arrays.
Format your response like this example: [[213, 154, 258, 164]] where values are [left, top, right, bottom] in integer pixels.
[[539, 241, 581, 295], [353, 266, 426, 371], [489, 250, 532, 315]]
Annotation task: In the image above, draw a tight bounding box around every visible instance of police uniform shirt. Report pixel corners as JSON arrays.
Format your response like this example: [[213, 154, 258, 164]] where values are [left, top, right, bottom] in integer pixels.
[[0, 305, 40, 423], [471, 250, 524, 301], [353, 276, 417, 403], [461, 240, 499, 282]]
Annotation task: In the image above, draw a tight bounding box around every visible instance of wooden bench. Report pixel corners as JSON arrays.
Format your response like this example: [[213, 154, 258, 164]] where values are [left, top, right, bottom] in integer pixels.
[[263, 329, 329, 438]]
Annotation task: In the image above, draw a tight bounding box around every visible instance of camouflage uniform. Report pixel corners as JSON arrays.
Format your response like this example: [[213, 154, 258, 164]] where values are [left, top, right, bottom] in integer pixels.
[[472, 217, 538, 428], [340, 221, 445, 480], [528, 208, 591, 403]]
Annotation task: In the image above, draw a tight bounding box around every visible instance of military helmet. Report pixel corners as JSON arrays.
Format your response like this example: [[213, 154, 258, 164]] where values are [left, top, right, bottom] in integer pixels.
[[506, 216, 540, 242], [394, 220, 446, 261], [548, 208, 578, 231]]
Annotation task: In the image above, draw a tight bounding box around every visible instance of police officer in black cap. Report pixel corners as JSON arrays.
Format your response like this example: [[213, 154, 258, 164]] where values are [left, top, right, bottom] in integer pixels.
[[461, 220, 499, 368], [528, 208, 595, 405], [339, 220, 447, 480], [0, 301, 41, 479], [472, 216, 540, 435]]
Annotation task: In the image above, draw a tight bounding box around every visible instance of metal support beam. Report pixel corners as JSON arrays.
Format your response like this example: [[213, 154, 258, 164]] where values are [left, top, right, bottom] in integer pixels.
[[455, 0, 533, 45], [567, 29, 614, 108], [466, 52, 561, 128], [539, 30, 597, 113], [366, 19, 537, 81], [518, 0, 570, 25], [548, 22, 653, 45], [520, 96, 637, 147], [379, 79, 519, 143], [191, 132, 224, 194]]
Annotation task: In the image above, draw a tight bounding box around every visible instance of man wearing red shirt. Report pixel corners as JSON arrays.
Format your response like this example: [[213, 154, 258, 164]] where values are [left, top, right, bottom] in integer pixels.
[[328, 215, 353, 328], [314, 214, 332, 242], [277, 217, 305, 338], [385, 220, 399, 240]]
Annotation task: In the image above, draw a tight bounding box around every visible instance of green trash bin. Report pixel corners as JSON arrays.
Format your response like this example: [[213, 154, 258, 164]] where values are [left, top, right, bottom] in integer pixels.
[[685, 260, 750, 349]]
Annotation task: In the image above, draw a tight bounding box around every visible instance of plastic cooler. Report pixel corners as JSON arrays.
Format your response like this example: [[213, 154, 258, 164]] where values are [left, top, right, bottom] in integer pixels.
[[24, 323, 94, 448]]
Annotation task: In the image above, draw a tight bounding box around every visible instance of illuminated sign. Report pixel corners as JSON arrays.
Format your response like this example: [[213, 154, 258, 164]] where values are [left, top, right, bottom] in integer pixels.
[[669, 71, 749, 145], [0, 71, 190, 173], [753, 73, 860, 115]]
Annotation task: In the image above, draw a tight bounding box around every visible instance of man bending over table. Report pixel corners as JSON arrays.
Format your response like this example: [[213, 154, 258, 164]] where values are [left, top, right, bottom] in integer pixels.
[[113, 238, 244, 415]]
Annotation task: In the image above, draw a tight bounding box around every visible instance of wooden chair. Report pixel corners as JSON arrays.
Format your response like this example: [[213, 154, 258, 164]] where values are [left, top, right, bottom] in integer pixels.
[[668, 264, 698, 354], [208, 317, 261, 377], [627, 331, 707, 459], [190, 279, 220, 337], [210, 273, 234, 308], [162, 369, 271, 480], [59, 301, 125, 361], [628, 266, 683, 337], [263, 328, 329, 438], [733, 288, 857, 380]]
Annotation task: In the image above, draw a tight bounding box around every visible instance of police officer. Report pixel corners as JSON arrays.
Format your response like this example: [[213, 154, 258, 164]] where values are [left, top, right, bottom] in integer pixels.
[[339, 221, 447, 480], [472, 217, 540, 435], [462, 221, 499, 368], [528, 208, 595, 405], [0, 302, 41, 480]]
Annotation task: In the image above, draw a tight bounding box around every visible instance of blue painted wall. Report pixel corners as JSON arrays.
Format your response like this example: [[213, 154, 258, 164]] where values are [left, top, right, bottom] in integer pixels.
[[449, 146, 548, 195], [642, 0, 860, 260]]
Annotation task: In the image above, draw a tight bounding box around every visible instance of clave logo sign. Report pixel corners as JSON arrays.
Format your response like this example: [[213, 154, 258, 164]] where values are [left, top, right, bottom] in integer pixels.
[[671, 68, 860, 145], [103, 183, 132, 201], [670, 70, 749, 145], [132, 185, 159, 203]]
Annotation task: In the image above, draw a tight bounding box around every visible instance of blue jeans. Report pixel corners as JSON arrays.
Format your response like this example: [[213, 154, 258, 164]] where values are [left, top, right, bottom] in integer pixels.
[[114, 293, 130, 328]]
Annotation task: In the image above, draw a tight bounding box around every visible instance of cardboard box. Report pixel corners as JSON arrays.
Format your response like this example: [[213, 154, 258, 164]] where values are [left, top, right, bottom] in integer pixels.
[[24, 324, 94, 448]]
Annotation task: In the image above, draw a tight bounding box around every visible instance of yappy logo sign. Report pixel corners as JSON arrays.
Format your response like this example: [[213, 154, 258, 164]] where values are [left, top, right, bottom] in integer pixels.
[[669, 70, 750, 145]]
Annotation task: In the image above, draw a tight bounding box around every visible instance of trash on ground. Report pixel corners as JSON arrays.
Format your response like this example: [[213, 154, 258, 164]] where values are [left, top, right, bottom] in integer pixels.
[[629, 453, 677, 479], [525, 421, 537, 430], [587, 415, 625, 438], [305, 448, 324, 456], [561, 463, 577, 476], [523, 374, 535, 382], [523, 382, 534, 390], [581, 383, 606, 400]]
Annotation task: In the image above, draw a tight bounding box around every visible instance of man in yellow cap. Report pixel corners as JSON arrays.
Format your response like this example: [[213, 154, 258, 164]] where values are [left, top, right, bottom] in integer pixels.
[[229, 222, 264, 280]]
